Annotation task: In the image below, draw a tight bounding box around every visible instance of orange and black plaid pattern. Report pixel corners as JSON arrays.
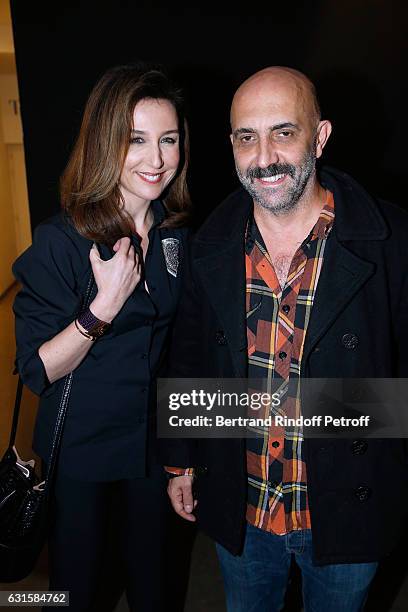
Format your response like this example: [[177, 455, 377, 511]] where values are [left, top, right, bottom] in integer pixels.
[[245, 190, 335, 535]]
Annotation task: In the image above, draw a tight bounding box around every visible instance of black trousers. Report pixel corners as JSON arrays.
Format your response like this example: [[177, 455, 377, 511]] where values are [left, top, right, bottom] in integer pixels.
[[44, 463, 192, 612]]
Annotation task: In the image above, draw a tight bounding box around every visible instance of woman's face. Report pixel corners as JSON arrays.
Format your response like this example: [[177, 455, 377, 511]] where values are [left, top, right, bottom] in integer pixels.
[[119, 98, 180, 208]]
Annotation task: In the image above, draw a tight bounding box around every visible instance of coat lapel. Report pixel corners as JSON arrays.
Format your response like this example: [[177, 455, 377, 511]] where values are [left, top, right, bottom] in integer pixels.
[[302, 234, 375, 366], [195, 238, 248, 377], [192, 190, 252, 378], [302, 166, 387, 365], [195, 229, 375, 378]]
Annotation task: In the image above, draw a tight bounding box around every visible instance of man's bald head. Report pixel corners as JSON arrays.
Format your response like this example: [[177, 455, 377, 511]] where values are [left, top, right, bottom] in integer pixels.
[[231, 66, 321, 130]]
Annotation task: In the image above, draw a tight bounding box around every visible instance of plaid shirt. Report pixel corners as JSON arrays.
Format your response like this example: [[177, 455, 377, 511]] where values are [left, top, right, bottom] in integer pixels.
[[246, 191, 335, 534]]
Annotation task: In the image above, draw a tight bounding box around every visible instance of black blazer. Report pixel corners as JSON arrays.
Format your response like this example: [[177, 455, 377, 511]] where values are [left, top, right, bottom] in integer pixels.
[[160, 167, 408, 564], [13, 202, 189, 481]]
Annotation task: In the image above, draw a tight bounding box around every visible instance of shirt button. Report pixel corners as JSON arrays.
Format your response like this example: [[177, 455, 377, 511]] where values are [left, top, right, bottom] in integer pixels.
[[271, 440, 280, 448], [141, 387, 148, 393], [144, 320, 152, 326], [279, 351, 287, 360], [282, 304, 290, 314], [141, 353, 148, 359]]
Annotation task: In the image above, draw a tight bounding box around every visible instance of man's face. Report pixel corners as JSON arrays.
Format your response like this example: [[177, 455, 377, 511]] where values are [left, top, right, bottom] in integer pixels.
[[231, 81, 323, 214]]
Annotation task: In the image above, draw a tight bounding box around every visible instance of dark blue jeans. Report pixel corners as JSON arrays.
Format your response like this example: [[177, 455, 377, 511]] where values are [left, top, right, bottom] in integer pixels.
[[216, 524, 378, 612]]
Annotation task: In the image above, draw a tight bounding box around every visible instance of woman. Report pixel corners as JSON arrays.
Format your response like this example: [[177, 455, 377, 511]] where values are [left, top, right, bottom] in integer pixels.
[[13, 63, 191, 611]]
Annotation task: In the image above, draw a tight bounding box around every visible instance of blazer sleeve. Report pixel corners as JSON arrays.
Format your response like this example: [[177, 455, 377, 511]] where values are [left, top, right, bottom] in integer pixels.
[[12, 221, 86, 396]]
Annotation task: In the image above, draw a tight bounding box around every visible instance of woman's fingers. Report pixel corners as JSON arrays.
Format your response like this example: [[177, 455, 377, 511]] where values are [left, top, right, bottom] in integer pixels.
[[113, 237, 141, 262], [117, 236, 132, 256], [89, 243, 102, 267], [91, 237, 141, 298]]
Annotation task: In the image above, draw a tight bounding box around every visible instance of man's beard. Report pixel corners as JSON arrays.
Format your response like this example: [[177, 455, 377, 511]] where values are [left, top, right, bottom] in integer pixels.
[[235, 144, 317, 214]]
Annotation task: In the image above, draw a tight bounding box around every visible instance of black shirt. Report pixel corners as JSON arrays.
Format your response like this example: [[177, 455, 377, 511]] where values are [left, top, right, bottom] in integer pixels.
[[13, 201, 188, 481]]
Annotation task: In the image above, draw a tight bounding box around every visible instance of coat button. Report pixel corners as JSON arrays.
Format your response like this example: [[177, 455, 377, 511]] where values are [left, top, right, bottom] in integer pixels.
[[351, 440, 368, 455], [215, 331, 227, 345], [342, 333, 359, 349], [354, 485, 371, 502], [271, 440, 280, 448], [282, 304, 290, 314], [278, 351, 287, 360]]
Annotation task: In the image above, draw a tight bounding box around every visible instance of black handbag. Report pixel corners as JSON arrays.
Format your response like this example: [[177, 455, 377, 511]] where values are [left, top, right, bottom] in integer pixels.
[[0, 273, 94, 582]]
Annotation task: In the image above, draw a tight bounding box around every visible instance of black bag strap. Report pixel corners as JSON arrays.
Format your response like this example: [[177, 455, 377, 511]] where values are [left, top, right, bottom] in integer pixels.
[[8, 375, 24, 450], [10, 270, 95, 492], [42, 371, 74, 492]]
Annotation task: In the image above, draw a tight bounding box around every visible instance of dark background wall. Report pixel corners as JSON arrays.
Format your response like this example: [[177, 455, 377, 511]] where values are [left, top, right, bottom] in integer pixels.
[[10, 1, 407, 230]]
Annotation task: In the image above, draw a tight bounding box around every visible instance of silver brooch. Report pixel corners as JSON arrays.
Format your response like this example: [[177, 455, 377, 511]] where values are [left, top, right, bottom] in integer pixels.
[[161, 238, 179, 277]]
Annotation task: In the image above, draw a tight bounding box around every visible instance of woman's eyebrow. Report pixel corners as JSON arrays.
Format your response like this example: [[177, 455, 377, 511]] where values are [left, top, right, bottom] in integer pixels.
[[131, 128, 179, 134]]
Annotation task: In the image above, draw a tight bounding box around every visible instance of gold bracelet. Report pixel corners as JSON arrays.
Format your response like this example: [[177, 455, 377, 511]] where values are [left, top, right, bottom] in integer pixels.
[[74, 318, 94, 341]]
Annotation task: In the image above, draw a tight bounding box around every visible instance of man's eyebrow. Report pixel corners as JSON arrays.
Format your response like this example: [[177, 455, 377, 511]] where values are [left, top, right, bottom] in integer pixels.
[[232, 123, 300, 139], [271, 122, 299, 131], [232, 127, 256, 138], [131, 128, 179, 134]]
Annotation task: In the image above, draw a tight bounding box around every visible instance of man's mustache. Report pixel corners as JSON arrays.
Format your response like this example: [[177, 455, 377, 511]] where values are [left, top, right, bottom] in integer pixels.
[[247, 163, 296, 180]]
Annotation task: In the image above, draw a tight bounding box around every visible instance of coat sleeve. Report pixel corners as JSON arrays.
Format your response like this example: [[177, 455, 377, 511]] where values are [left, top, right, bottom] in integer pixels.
[[12, 221, 86, 396]]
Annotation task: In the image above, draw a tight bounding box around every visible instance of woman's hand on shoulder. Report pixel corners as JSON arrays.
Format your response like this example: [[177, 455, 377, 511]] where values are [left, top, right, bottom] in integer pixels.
[[89, 237, 141, 322]]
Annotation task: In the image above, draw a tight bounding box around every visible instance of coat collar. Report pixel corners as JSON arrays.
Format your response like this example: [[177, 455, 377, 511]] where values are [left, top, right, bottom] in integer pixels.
[[319, 166, 389, 241]]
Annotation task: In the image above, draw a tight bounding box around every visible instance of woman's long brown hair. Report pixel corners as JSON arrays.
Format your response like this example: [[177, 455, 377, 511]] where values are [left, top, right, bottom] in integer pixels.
[[60, 63, 191, 245]]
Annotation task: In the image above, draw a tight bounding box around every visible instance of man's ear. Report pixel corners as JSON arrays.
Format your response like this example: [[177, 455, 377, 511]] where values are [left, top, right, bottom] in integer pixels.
[[316, 120, 332, 158]]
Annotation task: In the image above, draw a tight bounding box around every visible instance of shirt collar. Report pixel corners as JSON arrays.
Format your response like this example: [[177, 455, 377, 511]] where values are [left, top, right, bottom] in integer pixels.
[[245, 189, 335, 256], [150, 199, 166, 229], [245, 209, 258, 255], [308, 189, 335, 241]]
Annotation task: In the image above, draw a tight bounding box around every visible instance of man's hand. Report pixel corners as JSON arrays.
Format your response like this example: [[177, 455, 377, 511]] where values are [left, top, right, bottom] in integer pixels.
[[167, 475, 198, 522]]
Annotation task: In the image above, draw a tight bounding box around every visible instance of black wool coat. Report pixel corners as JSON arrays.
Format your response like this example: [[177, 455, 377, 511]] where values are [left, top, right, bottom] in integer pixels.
[[161, 167, 408, 565]]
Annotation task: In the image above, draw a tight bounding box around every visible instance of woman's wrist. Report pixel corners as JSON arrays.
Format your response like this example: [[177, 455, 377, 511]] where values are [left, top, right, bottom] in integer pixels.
[[75, 308, 111, 340], [89, 294, 119, 323]]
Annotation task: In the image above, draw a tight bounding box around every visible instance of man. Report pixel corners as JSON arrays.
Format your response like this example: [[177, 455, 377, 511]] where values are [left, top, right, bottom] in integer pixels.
[[163, 67, 408, 611]]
